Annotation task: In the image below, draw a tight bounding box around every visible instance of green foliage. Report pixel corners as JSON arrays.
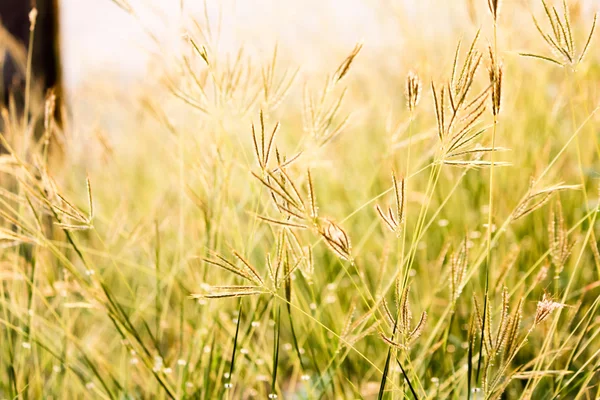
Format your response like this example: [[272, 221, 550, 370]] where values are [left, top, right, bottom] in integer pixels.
[[0, 0, 599, 398]]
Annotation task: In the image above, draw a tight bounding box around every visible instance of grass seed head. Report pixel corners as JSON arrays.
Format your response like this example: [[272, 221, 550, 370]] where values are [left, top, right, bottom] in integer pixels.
[[321, 219, 352, 261], [488, 0, 501, 21], [29, 8, 38, 32], [405, 71, 422, 113], [534, 293, 566, 325], [488, 47, 503, 117]]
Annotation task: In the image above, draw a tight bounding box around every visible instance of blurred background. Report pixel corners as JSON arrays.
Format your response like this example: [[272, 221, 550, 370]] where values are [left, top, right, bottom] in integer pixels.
[[60, 0, 600, 90], [1, 0, 600, 397], [59, 0, 599, 132]]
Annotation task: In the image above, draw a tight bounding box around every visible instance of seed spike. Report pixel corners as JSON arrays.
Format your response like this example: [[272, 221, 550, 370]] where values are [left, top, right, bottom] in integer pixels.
[[405, 71, 422, 112], [307, 169, 317, 220], [578, 14, 597, 64], [488, 0, 500, 20], [334, 42, 363, 83]]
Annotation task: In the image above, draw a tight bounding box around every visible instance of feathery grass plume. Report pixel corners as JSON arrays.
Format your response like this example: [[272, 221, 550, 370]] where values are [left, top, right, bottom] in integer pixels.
[[86, 176, 94, 222], [201, 255, 256, 282], [503, 299, 524, 360], [521, 0, 597, 67], [252, 168, 306, 220], [449, 239, 468, 303], [340, 303, 381, 349], [302, 81, 350, 146], [485, 297, 526, 397], [493, 288, 511, 355], [334, 42, 363, 83], [341, 302, 358, 340], [381, 298, 396, 329], [512, 182, 580, 220], [261, 45, 299, 111], [170, 33, 259, 115], [301, 45, 360, 146], [273, 148, 302, 173], [202, 250, 264, 286], [232, 251, 264, 286], [431, 81, 446, 142], [380, 283, 427, 349], [191, 284, 266, 299], [488, 0, 501, 21], [346, 320, 381, 348], [449, 32, 483, 114], [320, 218, 352, 261], [488, 47, 503, 117], [188, 37, 209, 66], [44, 90, 56, 132], [430, 32, 507, 167], [266, 164, 306, 218], [479, 288, 514, 394], [0, 227, 40, 246], [164, 60, 209, 114], [405, 71, 422, 113], [375, 171, 405, 235], [306, 169, 318, 221], [266, 229, 288, 288], [252, 110, 279, 171], [548, 201, 574, 271], [286, 230, 314, 283], [399, 284, 413, 336], [534, 293, 566, 325], [256, 214, 308, 229], [25, 173, 95, 231], [473, 295, 493, 354], [535, 263, 550, 284]]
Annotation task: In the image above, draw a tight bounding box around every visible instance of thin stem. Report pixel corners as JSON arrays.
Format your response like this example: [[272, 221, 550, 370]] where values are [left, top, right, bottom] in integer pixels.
[[478, 17, 499, 390]]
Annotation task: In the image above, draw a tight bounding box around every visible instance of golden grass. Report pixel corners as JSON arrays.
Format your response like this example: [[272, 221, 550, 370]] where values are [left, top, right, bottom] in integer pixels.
[[1, 0, 600, 398]]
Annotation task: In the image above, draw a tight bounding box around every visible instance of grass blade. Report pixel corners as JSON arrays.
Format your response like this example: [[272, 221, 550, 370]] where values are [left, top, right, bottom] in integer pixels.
[[271, 305, 281, 399]]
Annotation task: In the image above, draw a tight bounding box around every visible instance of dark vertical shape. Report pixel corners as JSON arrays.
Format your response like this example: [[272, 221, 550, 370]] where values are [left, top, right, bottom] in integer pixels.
[[1, 0, 29, 108], [0, 0, 62, 122], [33, 0, 62, 104]]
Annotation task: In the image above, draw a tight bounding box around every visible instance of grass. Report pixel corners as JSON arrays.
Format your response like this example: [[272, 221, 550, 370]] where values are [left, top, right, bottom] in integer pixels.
[[1, 0, 600, 398]]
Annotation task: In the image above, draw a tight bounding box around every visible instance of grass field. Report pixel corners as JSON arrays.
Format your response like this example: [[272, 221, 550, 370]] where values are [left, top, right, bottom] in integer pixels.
[[1, 0, 600, 398]]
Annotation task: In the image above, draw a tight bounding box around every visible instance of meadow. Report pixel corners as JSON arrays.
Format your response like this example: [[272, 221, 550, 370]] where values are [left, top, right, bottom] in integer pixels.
[[1, 0, 600, 398]]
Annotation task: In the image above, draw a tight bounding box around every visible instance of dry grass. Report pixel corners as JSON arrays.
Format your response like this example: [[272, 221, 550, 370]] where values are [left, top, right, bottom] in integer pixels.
[[1, 0, 600, 398]]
